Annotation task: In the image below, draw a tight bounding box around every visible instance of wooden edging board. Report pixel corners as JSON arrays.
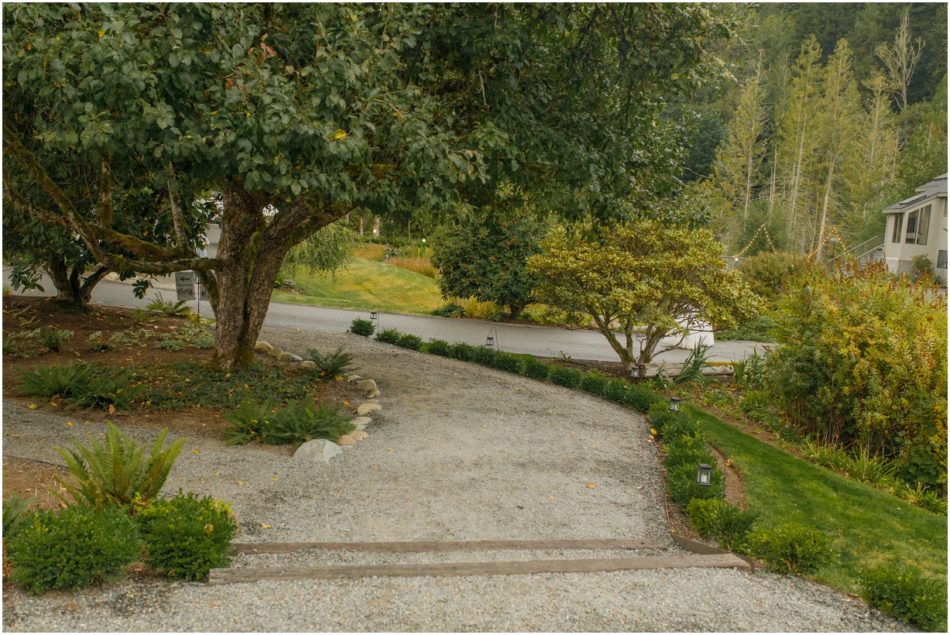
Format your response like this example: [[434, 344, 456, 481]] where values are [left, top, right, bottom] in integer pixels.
[[230, 538, 661, 555], [208, 552, 751, 585]]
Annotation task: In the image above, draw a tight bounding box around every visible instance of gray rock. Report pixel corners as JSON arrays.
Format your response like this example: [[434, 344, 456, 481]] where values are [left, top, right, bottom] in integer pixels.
[[255, 340, 274, 353], [365, 388, 381, 399], [278, 351, 303, 363], [349, 416, 372, 430], [292, 439, 342, 463], [357, 378, 379, 395], [347, 374, 364, 383], [356, 402, 382, 416], [299, 360, 317, 371], [351, 430, 368, 441]]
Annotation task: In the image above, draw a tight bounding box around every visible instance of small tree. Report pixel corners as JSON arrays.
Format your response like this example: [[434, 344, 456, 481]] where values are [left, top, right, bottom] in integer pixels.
[[431, 207, 543, 319], [529, 220, 759, 371]]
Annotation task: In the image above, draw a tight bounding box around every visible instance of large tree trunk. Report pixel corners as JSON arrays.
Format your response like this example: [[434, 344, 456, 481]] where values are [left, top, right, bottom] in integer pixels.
[[46, 259, 110, 306]]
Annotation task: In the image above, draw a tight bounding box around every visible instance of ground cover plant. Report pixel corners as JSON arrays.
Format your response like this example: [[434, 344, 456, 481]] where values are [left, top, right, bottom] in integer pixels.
[[223, 397, 354, 446], [306, 347, 356, 379]]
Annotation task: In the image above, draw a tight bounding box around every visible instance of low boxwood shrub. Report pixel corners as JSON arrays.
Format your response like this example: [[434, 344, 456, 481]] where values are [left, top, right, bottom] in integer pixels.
[[664, 436, 715, 470], [662, 414, 704, 441], [603, 380, 629, 404], [860, 564, 947, 632], [136, 492, 237, 581], [520, 356, 550, 381], [488, 351, 522, 373], [745, 523, 836, 575], [349, 318, 375, 337], [623, 384, 662, 413], [375, 328, 402, 345], [549, 365, 584, 389], [8, 504, 142, 594], [423, 339, 452, 357], [449, 342, 478, 361], [647, 402, 697, 436], [666, 460, 725, 506], [685, 498, 758, 552], [471, 345, 498, 366], [396, 333, 423, 351], [580, 371, 610, 397]]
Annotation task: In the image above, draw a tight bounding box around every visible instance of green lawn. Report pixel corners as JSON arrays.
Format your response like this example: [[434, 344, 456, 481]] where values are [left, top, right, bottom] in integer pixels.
[[272, 257, 443, 315], [688, 405, 947, 593]]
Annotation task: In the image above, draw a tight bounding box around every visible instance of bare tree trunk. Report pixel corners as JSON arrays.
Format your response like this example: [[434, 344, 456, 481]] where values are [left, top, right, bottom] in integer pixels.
[[815, 157, 837, 260], [768, 148, 777, 219], [591, 314, 634, 372], [372, 216, 381, 237]]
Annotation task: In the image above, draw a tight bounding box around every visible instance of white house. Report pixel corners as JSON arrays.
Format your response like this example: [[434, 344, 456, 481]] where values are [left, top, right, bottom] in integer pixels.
[[882, 174, 947, 283]]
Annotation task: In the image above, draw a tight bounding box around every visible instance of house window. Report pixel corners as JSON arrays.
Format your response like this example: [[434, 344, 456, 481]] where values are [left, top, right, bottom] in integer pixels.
[[905, 204, 932, 245], [938, 250, 948, 269], [891, 214, 903, 243]]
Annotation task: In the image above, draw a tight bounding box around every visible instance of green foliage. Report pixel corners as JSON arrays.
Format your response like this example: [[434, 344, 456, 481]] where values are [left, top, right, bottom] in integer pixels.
[[306, 347, 356, 379], [7, 504, 142, 594], [739, 389, 771, 421], [136, 492, 236, 581], [375, 328, 402, 345], [647, 402, 686, 433], [580, 372, 610, 397], [87, 330, 111, 352], [469, 345, 498, 366], [432, 302, 465, 318], [349, 319, 375, 337], [71, 368, 142, 410], [423, 339, 453, 357], [767, 267, 947, 491], [431, 207, 543, 318], [279, 222, 354, 281], [449, 342, 478, 362], [486, 351, 522, 374], [718, 315, 777, 342], [529, 221, 759, 370], [604, 380, 630, 404], [146, 293, 191, 317], [736, 252, 810, 304], [548, 365, 584, 389], [55, 423, 185, 509], [731, 352, 766, 388], [745, 523, 836, 575], [396, 333, 423, 351], [622, 384, 663, 413], [224, 398, 353, 446], [685, 498, 758, 552], [35, 326, 72, 352], [861, 565, 947, 632], [156, 324, 214, 351], [898, 482, 948, 516], [666, 460, 725, 506], [3, 494, 35, 537], [17, 363, 91, 398], [664, 437, 716, 470], [674, 343, 711, 386], [520, 356, 551, 381]]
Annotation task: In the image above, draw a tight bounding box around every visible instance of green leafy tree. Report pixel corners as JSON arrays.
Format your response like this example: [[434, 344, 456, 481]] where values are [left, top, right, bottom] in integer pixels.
[[528, 220, 759, 371], [431, 206, 543, 318], [4, 3, 728, 369]]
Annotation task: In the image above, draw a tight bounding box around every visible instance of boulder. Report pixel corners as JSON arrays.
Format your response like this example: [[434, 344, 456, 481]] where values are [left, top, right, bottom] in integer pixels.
[[267, 347, 284, 359], [293, 439, 342, 463], [255, 340, 274, 353], [299, 360, 317, 371], [356, 402, 382, 416], [349, 416, 372, 431], [365, 388, 381, 399], [352, 431, 369, 441], [346, 374, 364, 383], [278, 351, 303, 363], [357, 379, 379, 394], [337, 434, 356, 446]]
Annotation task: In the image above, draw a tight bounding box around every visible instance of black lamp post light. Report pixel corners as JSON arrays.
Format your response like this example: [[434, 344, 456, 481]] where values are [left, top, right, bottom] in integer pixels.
[[669, 396, 681, 412], [485, 326, 499, 350], [696, 463, 713, 487], [369, 310, 379, 328]]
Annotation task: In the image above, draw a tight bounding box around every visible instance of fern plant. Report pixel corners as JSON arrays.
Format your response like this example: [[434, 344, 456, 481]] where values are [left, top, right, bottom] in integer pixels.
[[306, 346, 356, 379], [3, 494, 35, 537], [146, 293, 191, 317], [17, 364, 91, 398], [55, 423, 185, 509]]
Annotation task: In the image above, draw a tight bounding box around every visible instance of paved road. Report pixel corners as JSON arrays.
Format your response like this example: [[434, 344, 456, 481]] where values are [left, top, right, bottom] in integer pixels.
[[3, 267, 767, 364]]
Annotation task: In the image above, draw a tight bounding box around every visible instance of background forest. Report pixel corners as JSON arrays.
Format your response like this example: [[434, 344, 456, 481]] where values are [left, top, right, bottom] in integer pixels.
[[678, 2, 947, 257]]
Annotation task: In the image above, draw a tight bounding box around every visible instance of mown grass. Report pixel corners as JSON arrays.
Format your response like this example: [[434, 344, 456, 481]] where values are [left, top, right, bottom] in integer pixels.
[[687, 405, 947, 593], [273, 257, 443, 314]]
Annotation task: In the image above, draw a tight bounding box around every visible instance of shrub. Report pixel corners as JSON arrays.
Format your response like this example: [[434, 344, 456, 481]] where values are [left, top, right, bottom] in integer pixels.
[[449, 342, 478, 362], [375, 328, 402, 345], [623, 383, 662, 413], [349, 318, 375, 337], [487, 351, 522, 373], [739, 389, 771, 421], [603, 379, 629, 404], [520, 356, 550, 381], [424, 339, 452, 357], [662, 415, 703, 441], [731, 351, 766, 388], [72, 368, 142, 410], [8, 504, 142, 594], [136, 492, 236, 581], [17, 363, 91, 398], [432, 302, 465, 318], [898, 483, 948, 515], [396, 333, 423, 351], [647, 402, 682, 433], [841, 448, 898, 487], [87, 331, 111, 352], [459, 297, 503, 321], [548, 365, 584, 389], [664, 435, 715, 470], [674, 343, 710, 386], [767, 266, 947, 492], [56, 423, 185, 509], [666, 460, 724, 507], [224, 397, 353, 446], [685, 498, 758, 552], [745, 523, 836, 574], [36, 326, 72, 352], [580, 372, 610, 397], [156, 324, 214, 351], [306, 346, 356, 379], [3, 494, 35, 537], [860, 564, 947, 632], [718, 314, 777, 342], [146, 293, 191, 317], [736, 251, 808, 304], [470, 345, 499, 366]]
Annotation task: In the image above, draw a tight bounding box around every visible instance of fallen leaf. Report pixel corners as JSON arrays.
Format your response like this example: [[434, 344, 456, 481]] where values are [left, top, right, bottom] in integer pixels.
[[586, 482, 597, 490], [28, 403, 37, 410], [66, 421, 74, 427], [192, 448, 201, 455], [261, 522, 271, 529], [108, 404, 116, 415]]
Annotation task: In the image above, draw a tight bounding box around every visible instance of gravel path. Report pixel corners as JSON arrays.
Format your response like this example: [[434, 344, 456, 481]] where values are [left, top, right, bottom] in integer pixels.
[[2, 327, 906, 631]]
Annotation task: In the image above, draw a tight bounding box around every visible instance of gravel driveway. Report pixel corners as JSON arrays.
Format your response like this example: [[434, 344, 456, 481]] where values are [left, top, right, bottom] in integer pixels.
[[2, 326, 905, 631]]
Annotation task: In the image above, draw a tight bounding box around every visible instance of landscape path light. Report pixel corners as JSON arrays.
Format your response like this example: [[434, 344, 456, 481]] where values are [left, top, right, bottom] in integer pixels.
[[669, 396, 681, 412], [696, 463, 713, 487]]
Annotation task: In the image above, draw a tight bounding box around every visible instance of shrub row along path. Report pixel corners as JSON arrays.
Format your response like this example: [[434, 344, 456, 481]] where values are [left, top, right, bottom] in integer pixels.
[[1, 327, 903, 631], [2, 267, 768, 364]]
